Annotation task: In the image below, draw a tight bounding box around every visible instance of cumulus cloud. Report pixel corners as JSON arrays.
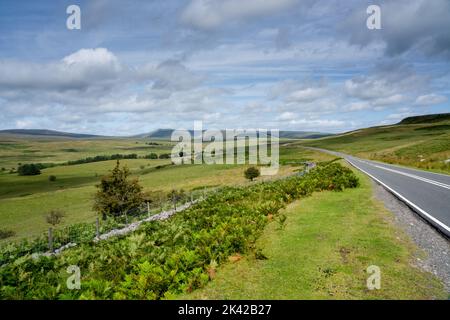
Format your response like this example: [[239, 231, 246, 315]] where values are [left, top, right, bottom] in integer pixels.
[[137, 59, 204, 92], [342, 0, 450, 58], [270, 79, 328, 103], [0, 48, 122, 92], [1, 2, 449, 135], [344, 61, 428, 109], [181, 0, 298, 29], [414, 94, 448, 106], [0, 48, 219, 134]]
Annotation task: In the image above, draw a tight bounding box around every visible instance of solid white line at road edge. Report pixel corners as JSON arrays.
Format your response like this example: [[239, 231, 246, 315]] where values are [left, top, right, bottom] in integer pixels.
[[346, 159, 450, 235]]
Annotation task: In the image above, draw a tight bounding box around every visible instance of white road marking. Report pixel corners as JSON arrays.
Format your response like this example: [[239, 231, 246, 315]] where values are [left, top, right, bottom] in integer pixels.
[[371, 164, 450, 190], [346, 158, 450, 235], [364, 158, 450, 179]]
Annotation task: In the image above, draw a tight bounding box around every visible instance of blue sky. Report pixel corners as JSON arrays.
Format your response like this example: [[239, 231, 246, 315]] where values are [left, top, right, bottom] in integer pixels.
[[0, 0, 449, 135]]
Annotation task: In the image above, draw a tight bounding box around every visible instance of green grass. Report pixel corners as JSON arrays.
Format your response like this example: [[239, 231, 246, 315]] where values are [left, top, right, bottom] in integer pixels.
[[0, 135, 174, 169], [183, 169, 446, 300], [0, 159, 170, 199], [302, 120, 450, 173], [0, 137, 334, 242]]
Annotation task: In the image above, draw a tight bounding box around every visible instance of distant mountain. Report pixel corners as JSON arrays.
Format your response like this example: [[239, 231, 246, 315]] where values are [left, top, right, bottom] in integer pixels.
[[133, 129, 332, 140], [398, 113, 450, 125], [133, 129, 180, 139], [278, 131, 333, 139], [0, 128, 333, 140], [0, 129, 102, 138]]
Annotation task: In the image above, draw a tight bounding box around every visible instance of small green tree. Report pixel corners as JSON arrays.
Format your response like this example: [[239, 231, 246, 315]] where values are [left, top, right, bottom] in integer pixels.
[[158, 153, 171, 159], [147, 153, 158, 159], [244, 166, 260, 181], [46, 209, 65, 226], [94, 160, 144, 220], [18, 163, 41, 176]]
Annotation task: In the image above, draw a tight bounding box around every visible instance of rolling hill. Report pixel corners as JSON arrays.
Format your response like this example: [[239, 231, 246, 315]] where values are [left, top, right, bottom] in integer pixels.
[[0, 129, 102, 139], [399, 113, 450, 125], [134, 129, 332, 140], [301, 113, 450, 173]]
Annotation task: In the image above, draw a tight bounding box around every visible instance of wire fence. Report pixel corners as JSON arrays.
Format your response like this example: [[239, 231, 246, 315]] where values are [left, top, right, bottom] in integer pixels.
[[0, 187, 221, 264], [0, 166, 312, 265]]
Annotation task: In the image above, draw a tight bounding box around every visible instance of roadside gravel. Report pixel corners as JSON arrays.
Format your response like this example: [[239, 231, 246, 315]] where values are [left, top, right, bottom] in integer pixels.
[[372, 180, 450, 293]]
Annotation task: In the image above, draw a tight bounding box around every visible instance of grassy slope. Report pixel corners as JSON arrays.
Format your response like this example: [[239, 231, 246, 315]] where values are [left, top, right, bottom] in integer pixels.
[[301, 120, 450, 174], [183, 169, 446, 299], [0, 135, 174, 169], [0, 143, 326, 241], [0, 163, 296, 241]]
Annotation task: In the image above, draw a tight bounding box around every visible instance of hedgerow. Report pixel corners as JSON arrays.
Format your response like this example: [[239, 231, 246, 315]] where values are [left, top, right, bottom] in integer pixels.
[[0, 162, 358, 300]]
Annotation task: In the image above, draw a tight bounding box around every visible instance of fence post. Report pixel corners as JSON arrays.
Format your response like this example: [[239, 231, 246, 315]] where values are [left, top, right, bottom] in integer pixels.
[[48, 227, 53, 253], [173, 196, 177, 211], [191, 193, 194, 203], [147, 202, 150, 218], [96, 217, 100, 238]]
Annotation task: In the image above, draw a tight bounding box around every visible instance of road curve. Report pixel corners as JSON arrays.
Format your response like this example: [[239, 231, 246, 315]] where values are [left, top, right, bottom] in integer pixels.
[[306, 147, 450, 238]]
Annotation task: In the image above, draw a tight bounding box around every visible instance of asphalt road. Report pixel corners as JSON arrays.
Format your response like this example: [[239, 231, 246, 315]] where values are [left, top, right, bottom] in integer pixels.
[[307, 147, 450, 238]]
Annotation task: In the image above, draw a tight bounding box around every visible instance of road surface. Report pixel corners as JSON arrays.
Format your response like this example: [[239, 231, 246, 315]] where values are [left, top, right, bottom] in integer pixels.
[[307, 147, 450, 238]]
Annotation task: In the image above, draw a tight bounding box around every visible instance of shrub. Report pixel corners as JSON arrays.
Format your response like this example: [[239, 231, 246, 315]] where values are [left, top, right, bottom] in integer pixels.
[[48, 175, 57, 182], [0, 162, 359, 299], [145, 153, 158, 159], [244, 166, 260, 181], [93, 161, 145, 220], [46, 210, 65, 226], [143, 190, 166, 205], [66, 154, 138, 166], [158, 153, 171, 159], [17, 163, 41, 176], [0, 229, 15, 240], [168, 189, 186, 203]]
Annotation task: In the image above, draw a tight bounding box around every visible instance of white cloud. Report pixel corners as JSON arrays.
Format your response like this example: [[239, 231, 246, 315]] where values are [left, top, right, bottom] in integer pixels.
[[372, 94, 405, 107], [342, 102, 371, 112], [344, 62, 429, 110], [287, 118, 346, 129], [277, 111, 296, 121], [137, 59, 204, 92], [15, 120, 34, 129], [181, 0, 298, 29], [414, 94, 448, 106], [0, 48, 122, 91], [342, 0, 450, 57], [286, 87, 326, 103], [270, 79, 327, 103]]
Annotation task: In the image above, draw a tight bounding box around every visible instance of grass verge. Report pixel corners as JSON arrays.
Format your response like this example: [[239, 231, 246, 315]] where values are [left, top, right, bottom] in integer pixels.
[[183, 169, 446, 300]]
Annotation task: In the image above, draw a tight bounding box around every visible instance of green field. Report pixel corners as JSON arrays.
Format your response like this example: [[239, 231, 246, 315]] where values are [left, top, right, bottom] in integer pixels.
[[0, 135, 174, 169], [0, 131, 447, 299], [0, 135, 329, 241], [301, 117, 450, 173], [183, 168, 446, 299]]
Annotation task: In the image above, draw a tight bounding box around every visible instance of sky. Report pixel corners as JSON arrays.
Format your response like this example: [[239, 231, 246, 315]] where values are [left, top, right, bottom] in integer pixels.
[[0, 0, 449, 136]]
